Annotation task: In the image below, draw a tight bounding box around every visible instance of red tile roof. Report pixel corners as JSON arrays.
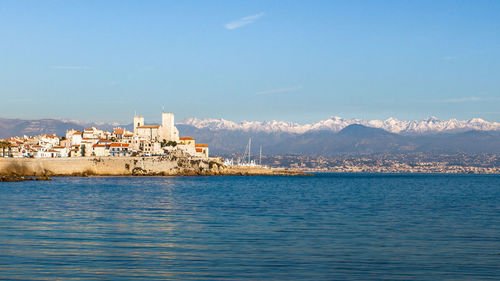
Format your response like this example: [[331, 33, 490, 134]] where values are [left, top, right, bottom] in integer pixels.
[[196, 148, 203, 152], [92, 144, 107, 148], [195, 144, 208, 147], [113, 128, 124, 135], [110, 143, 129, 148], [180, 137, 195, 140], [137, 125, 160, 129]]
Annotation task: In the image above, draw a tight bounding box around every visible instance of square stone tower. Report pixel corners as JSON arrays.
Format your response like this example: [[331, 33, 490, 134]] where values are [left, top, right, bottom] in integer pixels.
[[161, 112, 179, 142], [133, 115, 144, 134]]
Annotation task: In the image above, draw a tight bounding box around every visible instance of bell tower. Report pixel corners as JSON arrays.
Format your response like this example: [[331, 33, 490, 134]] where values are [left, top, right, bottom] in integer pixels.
[[133, 115, 144, 134], [161, 112, 175, 141]]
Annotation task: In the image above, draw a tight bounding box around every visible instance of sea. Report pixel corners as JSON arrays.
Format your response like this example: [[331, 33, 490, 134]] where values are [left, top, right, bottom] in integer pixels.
[[0, 174, 499, 280]]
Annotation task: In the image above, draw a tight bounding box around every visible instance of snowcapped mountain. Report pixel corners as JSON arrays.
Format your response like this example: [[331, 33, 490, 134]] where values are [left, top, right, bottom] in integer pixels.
[[180, 116, 500, 135]]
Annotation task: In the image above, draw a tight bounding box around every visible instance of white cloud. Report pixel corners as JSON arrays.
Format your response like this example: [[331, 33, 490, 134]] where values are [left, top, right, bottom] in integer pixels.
[[53, 66, 91, 70], [255, 86, 301, 95], [224, 13, 264, 30]]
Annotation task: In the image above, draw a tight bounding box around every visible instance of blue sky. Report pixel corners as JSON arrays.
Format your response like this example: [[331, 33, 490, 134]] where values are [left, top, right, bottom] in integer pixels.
[[1, 0, 499, 124]]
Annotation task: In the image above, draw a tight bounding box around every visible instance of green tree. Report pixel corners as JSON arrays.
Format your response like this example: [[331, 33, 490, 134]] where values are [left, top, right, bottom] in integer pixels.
[[0, 141, 11, 157], [161, 140, 177, 147]]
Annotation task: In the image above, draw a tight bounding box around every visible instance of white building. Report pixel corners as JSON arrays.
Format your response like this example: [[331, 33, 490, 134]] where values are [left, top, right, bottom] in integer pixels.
[[133, 112, 180, 143]]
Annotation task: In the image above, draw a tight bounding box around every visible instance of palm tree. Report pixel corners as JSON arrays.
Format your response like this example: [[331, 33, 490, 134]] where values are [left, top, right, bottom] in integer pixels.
[[0, 141, 10, 157]]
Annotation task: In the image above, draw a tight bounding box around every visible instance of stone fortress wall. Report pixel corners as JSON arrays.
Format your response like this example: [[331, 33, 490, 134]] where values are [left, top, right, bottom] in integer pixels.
[[0, 150, 224, 176]]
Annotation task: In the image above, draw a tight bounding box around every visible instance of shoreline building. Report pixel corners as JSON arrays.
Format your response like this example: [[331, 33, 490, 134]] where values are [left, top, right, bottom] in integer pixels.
[[3, 111, 210, 159], [133, 112, 180, 143]]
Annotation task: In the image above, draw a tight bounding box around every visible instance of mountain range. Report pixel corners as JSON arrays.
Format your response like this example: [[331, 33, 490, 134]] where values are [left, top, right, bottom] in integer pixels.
[[181, 116, 500, 135], [1, 116, 500, 156]]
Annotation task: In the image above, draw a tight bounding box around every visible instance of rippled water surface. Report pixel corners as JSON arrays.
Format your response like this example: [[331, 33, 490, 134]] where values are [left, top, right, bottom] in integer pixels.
[[1, 174, 500, 280]]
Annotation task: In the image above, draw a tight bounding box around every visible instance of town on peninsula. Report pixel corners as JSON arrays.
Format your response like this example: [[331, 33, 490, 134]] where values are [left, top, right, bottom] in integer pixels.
[[1, 111, 498, 177], [0, 111, 305, 177]]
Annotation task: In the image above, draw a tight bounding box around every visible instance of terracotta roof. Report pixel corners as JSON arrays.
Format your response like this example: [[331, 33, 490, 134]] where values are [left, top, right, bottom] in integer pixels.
[[110, 143, 129, 148], [92, 144, 107, 148], [195, 144, 208, 147], [113, 128, 124, 135], [137, 125, 160, 129], [196, 148, 203, 152], [42, 135, 58, 138], [180, 137, 195, 140], [124, 134, 134, 137]]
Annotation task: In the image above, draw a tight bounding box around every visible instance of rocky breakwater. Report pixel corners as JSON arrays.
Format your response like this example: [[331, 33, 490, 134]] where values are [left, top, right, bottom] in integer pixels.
[[0, 149, 307, 177], [222, 166, 309, 176], [0, 176, 52, 182]]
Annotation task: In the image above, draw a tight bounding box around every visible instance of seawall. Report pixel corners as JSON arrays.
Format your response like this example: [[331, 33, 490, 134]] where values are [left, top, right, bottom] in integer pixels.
[[0, 153, 223, 176], [0, 154, 307, 177]]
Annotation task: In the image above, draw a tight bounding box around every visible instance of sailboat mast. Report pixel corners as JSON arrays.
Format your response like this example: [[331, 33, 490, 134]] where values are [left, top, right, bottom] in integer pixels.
[[259, 145, 262, 165], [248, 138, 251, 164]]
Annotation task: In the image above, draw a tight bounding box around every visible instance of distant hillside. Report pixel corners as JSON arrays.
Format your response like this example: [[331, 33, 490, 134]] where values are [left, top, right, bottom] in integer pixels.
[[177, 124, 500, 156], [0, 118, 126, 138], [1, 117, 499, 155]]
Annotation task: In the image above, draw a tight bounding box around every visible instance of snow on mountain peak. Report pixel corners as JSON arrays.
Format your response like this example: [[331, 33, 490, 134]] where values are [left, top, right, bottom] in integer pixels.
[[180, 116, 500, 135]]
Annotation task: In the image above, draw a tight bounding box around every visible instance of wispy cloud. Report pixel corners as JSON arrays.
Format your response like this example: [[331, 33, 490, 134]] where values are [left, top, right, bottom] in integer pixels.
[[444, 96, 500, 103], [255, 86, 301, 95], [53, 66, 91, 70], [224, 12, 264, 30], [469, 111, 500, 115]]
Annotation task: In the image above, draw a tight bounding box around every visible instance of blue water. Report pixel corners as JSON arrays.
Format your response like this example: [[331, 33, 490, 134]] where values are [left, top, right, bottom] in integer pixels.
[[1, 174, 499, 280]]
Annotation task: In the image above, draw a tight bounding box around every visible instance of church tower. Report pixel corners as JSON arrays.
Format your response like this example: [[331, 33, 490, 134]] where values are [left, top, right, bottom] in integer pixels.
[[161, 112, 175, 141], [133, 115, 144, 134]]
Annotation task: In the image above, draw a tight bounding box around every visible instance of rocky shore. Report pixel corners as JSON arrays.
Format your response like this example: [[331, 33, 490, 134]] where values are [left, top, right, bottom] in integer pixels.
[[0, 176, 52, 182]]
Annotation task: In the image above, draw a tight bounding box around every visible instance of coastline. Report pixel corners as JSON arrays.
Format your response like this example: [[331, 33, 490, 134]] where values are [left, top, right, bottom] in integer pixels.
[[0, 156, 308, 177], [295, 167, 499, 174]]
